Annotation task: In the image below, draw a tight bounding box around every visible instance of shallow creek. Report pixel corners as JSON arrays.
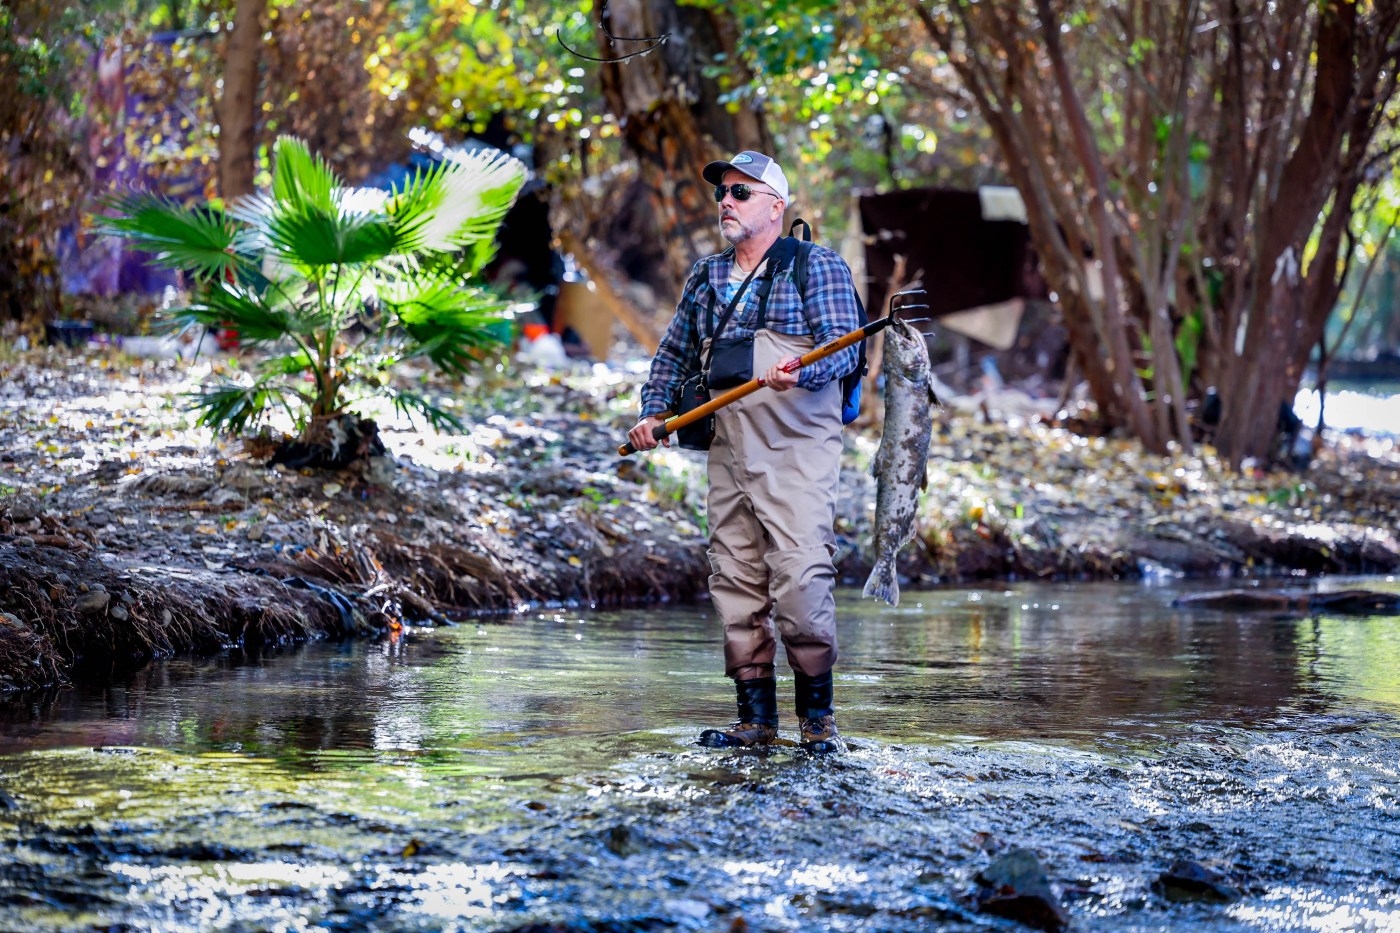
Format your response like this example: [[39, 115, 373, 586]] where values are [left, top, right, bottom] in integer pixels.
[[2, 579, 1398, 932]]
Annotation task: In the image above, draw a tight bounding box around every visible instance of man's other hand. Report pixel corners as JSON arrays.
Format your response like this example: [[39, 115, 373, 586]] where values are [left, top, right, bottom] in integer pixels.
[[764, 356, 801, 391], [628, 416, 670, 451]]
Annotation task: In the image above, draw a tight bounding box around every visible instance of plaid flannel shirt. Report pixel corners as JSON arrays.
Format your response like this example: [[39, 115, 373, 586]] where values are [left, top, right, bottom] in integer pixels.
[[639, 242, 863, 419]]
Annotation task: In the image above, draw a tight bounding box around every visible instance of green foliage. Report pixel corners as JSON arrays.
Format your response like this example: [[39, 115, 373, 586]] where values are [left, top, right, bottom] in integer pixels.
[[392, 0, 598, 143], [1175, 309, 1203, 391], [391, 0, 981, 232], [100, 194, 238, 281], [675, 0, 987, 224], [1325, 173, 1400, 358], [0, 1, 129, 320], [100, 135, 527, 438]]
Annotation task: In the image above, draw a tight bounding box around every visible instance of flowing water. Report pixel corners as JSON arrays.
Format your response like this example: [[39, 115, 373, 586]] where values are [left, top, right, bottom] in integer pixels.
[[2, 579, 1399, 932]]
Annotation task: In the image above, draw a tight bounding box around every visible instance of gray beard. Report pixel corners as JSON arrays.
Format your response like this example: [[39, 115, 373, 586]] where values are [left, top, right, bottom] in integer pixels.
[[720, 221, 754, 245]]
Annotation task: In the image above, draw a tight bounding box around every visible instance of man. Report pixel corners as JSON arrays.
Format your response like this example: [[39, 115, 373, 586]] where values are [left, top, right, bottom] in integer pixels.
[[627, 150, 863, 753]]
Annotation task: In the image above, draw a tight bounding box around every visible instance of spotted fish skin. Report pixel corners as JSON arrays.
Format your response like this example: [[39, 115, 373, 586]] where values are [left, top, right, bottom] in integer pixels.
[[863, 317, 936, 607]]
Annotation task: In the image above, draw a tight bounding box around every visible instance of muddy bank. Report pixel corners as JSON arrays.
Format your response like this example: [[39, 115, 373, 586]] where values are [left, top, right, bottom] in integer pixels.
[[2, 347, 1399, 692], [849, 419, 1400, 585]]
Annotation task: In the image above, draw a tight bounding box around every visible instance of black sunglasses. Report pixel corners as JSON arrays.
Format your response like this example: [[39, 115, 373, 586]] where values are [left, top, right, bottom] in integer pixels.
[[713, 183, 780, 203]]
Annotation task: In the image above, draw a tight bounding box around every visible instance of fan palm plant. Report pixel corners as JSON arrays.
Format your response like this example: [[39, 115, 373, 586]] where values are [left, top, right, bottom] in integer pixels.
[[101, 136, 526, 447]]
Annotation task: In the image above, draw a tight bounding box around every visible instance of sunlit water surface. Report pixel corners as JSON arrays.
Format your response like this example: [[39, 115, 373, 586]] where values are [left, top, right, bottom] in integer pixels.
[[1294, 383, 1400, 435], [2, 579, 1398, 932]]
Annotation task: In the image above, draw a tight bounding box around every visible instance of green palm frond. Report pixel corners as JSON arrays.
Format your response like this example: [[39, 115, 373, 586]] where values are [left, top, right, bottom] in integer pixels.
[[188, 382, 302, 435], [225, 192, 277, 244], [390, 389, 464, 433], [382, 275, 513, 373], [259, 349, 316, 377], [98, 193, 239, 282], [404, 325, 511, 374], [389, 148, 526, 256], [271, 136, 339, 215], [414, 247, 508, 288], [383, 275, 514, 326], [168, 282, 299, 343], [269, 208, 398, 268], [460, 234, 503, 280], [447, 174, 524, 246], [385, 160, 453, 254], [104, 136, 524, 444], [232, 193, 398, 270]]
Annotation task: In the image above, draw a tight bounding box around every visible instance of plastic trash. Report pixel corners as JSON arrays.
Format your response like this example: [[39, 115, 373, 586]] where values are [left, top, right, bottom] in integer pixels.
[[517, 331, 571, 369]]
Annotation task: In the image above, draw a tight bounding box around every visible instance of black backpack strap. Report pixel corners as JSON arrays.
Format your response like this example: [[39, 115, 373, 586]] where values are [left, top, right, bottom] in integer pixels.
[[793, 239, 812, 298], [787, 240, 868, 388], [784, 218, 813, 300], [782, 236, 823, 341]]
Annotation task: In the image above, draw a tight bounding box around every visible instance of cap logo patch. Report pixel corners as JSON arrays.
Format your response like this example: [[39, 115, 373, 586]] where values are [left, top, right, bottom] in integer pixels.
[[732, 153, 753, 164]]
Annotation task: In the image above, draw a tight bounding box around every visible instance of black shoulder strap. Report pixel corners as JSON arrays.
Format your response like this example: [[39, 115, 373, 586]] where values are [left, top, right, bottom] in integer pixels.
[[702, 247, 733, 340], [703, 240, 782, 371], [752, 237, 799, 329]]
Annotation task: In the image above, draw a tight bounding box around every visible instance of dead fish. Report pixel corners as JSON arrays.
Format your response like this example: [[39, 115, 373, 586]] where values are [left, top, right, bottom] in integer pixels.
[[863, 317, 937, 607]]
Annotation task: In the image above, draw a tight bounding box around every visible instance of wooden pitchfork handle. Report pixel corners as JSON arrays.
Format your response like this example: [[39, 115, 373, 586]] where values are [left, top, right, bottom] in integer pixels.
[[618, 315, 899, 457]]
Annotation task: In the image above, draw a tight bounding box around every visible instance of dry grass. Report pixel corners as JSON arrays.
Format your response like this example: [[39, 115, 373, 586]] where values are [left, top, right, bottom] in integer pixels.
[[0, 609, 66, 692]]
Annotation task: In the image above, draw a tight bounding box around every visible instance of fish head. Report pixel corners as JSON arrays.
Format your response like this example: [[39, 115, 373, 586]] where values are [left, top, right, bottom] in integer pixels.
[[884, 316, 931, 379]]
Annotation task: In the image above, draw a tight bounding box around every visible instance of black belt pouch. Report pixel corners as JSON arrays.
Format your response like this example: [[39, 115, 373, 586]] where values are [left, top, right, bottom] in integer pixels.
[[673, 372, 714, 450], [705, 335, 754, 390]]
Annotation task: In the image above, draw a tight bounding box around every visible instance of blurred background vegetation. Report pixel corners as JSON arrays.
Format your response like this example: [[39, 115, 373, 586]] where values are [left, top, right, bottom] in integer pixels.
[[2, 0, 1399, 464]]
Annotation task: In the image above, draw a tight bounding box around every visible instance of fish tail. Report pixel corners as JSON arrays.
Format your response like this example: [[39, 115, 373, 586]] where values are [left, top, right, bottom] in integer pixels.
[[862, 558, 900, 607]]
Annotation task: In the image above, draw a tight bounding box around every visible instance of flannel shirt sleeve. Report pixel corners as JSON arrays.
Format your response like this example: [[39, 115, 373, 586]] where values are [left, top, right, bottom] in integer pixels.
[[795, 247, 863, 391], [639, 261, 708, 419]]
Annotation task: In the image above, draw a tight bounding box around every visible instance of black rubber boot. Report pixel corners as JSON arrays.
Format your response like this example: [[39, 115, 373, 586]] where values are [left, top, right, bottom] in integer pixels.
[[698, 677, 779, 748], [795, 670, 842, 754]]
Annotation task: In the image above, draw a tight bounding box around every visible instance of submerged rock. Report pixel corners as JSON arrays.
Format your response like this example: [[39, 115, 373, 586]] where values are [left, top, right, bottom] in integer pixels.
[[1172, 588, 1400, 614], [602, 823, 647, 857], [1154, 858, 1242, 903], [973, 847, 1069, 930]]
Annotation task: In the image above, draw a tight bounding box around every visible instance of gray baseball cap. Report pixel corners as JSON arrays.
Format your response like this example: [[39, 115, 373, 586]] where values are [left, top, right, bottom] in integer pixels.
[[702, 150, 790, 202]]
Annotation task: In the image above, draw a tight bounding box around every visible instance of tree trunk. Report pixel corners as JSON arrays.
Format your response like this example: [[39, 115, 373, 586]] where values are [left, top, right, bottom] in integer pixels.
[[596, 0, 773, 303], [914, 0, 1399, 468], [217, 0, 266, 202], [1214, 0, 1369, 467], [1034, 0, 1166, 452]]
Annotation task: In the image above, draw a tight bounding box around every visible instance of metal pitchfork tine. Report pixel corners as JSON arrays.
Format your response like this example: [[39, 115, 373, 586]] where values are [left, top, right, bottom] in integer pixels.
[[889, 288, 934, 326]]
